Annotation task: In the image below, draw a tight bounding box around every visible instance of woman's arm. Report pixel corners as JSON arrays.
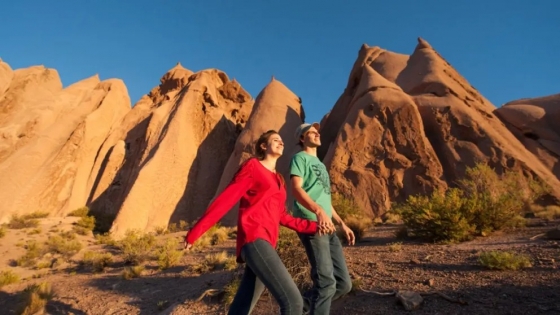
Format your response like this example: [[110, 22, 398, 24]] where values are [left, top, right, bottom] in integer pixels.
[[279, 208, 318, 235], [185, 159, 255, 245]]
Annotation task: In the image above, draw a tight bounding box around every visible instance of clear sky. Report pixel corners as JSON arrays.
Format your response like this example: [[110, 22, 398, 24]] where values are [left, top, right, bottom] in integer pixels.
[[1, 1, 558, 124]]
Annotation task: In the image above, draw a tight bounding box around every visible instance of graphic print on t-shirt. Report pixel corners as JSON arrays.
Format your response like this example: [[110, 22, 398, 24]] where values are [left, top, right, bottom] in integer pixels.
[[311, 163, 331, 195]]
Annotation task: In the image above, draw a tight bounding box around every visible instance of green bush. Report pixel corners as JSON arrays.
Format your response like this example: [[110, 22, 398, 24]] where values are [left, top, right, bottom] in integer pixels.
[[332, 193, 372, 242], [393, 163, 550, 243], [117, 230, 156, 265], [479, 251, 532, 270]]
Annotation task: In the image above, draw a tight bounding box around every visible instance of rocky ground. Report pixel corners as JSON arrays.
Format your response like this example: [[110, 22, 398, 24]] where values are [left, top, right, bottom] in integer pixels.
[[1, 217, 559, 315]]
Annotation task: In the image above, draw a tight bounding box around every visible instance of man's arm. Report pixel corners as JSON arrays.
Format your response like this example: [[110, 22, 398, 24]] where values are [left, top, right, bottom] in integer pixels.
[[331, 206, 355, 246], [291, 175, 336, 234]]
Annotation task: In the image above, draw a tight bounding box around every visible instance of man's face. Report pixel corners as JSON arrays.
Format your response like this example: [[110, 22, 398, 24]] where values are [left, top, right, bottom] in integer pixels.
[[302, 126, 321, 147]]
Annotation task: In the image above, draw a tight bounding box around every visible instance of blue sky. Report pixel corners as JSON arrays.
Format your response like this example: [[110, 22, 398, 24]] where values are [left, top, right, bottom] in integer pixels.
[[1, 1, 558, 124]]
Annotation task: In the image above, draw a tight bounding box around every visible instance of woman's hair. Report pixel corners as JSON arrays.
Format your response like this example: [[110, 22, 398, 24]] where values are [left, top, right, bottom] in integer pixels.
[[254, 130, 286, 186], [255, 130, 279, 160]]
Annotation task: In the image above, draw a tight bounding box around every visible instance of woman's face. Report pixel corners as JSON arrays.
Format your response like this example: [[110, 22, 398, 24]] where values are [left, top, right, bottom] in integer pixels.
[[264, 133, 284, 157]]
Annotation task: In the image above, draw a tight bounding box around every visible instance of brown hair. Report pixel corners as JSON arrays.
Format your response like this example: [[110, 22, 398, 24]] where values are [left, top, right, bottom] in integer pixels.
[[254, 130, 286, 186], [255, 130, 279, 160]]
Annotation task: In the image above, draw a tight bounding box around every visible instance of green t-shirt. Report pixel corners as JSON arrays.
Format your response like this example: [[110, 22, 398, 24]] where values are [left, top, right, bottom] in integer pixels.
[[289, 151, 332, 221]]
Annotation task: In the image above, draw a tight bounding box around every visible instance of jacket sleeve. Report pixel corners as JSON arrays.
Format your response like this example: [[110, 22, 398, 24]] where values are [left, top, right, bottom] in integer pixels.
[[279, 208, 318, 234], [185, 159, 255, 245]]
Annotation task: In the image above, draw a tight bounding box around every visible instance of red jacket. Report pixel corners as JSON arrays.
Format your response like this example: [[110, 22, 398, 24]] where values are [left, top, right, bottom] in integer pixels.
[[185, 157, 318, 262]]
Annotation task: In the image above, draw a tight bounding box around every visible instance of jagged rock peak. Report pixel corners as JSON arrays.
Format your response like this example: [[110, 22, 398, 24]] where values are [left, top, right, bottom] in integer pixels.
[[416, 37, 432, 50]]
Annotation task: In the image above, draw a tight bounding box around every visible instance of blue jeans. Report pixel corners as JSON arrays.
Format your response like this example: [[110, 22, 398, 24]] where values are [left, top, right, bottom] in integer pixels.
[[297, 232, 352, 314], [228, 238, 304, 315]]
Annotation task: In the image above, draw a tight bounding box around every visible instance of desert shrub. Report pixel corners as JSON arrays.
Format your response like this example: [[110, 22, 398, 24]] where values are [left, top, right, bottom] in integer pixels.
[[277, 227, 311, 290], [337, 216, 371, 243], [193, 225, 231, 249], [479, 251, 532, 271], [8, 215, 39, 229], [82, 251, 113, 272], [27, 228, 42, 235], [332, 193, 366, 221], [73, 215, 96, 235], [117, 230, 156, 265], [393, 163, 549, 243], [531, 205, 560, 221], [68, 207, 90, 217], [94, 233, 117, 246], [16, 241, 45, 267], [388, 242, 403, 252], [0, 270, 20, 287], [45, 235, 83, 259], [192, 251, 237, 273], [24, 212, 49, 219], [156, 238, 183, 270], [222, 275, 241, 307], [0, 226, 6, 238], [122, 265, 144, 280], [332, 193, 373, 242], [18, 282, 54, 315]]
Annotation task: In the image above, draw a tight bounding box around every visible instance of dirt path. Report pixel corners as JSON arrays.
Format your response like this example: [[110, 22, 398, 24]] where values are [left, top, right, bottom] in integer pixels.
[[1, 220, 559, 315]]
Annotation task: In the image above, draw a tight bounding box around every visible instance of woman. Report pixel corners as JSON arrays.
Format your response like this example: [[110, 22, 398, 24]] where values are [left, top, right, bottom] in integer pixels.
[[184, 130, 320, 315]]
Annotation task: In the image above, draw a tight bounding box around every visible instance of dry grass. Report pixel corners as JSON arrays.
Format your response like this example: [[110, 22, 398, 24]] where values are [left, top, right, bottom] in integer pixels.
[[117, 230, 156, 265], [479, 250, 532, 271], [338, 217, 372, 243], [156, 238, 183, 270], [16, 241, 44, 267], [73, 215, 96, 235], [82, 251, 113, 272], [277, 227, 311, 290], [531, 205, 560, 221], [94, 233, 117, 246], [193, 225, 232, 249], [45, 234, 83, 259], [0, 225, 6, 238], [27, 228, 42, 235], [8, 215, 39, 229], [388, 242, 403, 252], [192, 251, 237, 273], [18, 282, 54, 315], [122, 265, 144, 280], [222, 276, 241, 307], [0, 270, 20, 287], [68, 206, 90, 217]]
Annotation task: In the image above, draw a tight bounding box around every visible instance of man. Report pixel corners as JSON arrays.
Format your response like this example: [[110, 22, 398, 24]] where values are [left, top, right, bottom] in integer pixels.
[[289, 122, 355, 314]]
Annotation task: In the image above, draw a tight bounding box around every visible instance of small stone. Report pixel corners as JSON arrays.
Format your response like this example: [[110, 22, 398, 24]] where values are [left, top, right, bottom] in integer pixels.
[[396, 290, 424, 311], [424, 279, 435, 286], [410, 259, 421, 264]]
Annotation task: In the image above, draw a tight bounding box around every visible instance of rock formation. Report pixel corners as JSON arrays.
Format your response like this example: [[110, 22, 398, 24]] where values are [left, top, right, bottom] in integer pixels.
[[321, 38, 560, 217], [495, 93, 560, 178], [0, 64, 130, 223], [213, 78, 305, 225], [93, 64, 254, 237]]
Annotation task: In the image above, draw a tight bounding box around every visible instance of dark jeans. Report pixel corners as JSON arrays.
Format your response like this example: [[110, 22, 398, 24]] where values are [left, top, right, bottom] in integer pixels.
[[228, 238, 304, 315], [297, 232, 352, 315]]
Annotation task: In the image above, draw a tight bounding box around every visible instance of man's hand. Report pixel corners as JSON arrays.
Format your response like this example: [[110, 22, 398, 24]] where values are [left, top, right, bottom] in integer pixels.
[[340, 224, 355, 246], [315, 208, 336, 235]]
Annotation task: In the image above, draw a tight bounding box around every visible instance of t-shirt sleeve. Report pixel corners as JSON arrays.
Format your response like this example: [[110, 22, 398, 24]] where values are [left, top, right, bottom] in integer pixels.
[[289, 154, 306, 178], [185, 158, 254, 245]]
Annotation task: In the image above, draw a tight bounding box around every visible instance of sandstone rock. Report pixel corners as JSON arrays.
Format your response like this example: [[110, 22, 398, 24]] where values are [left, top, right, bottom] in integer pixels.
[[213, 78, 305, 225], [402, 38, 560, 202], [495, 93, 560, 178], [0, 59, 13, 99], [0, 73, 130, 222], [104, 65, 253, 237], [322, 64, 446, 216], [321, 38, 560, 218], [0, 65, 63, 164]]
